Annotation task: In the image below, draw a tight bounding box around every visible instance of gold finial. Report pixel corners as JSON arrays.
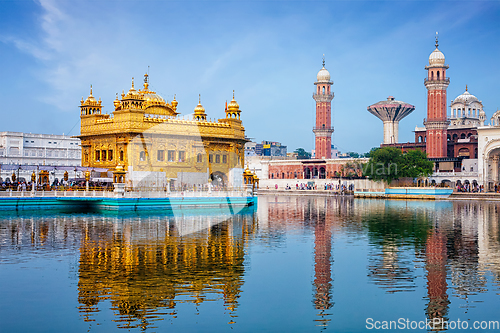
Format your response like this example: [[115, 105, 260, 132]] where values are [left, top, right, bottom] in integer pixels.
[[131, 77, 134, 89], [144, 73, 149, 89], [466, 85, 468, 91], [90, 84, 93, 96], [435, 32, 439, 48], [322, 54, 325, 68], [199, 94, 201, 103], [232, 90, 235, 99]]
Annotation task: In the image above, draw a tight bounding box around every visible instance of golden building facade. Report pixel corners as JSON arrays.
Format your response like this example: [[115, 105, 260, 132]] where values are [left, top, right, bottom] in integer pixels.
[[78, 74, 247, 188]]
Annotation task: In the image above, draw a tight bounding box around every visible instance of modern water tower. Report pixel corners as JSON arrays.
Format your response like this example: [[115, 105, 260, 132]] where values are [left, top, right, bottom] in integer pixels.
[[367, 96, 415, 144]]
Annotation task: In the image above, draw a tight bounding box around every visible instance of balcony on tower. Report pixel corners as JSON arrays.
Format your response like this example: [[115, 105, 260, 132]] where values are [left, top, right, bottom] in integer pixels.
[[424, 77, 450, 84]]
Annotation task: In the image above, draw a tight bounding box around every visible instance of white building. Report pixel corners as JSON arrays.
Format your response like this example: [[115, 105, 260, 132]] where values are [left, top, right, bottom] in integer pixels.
[[477, 111, 500, 191], [0, 131, 82, 183]]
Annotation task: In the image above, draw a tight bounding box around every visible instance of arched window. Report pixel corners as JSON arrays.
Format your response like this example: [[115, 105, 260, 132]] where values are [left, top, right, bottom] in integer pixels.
[[431, 71, 434, 80], [120, 150, 124, 161], [322, 86, 325, 94], [447, 135, 451, 141], [460, 133, 466, 139], [453, 134, 458, 141], [437, 71, 440, 80]]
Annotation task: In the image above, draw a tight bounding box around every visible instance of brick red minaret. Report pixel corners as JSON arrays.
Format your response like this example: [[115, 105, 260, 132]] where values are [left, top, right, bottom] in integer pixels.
[[424, 35, 450, 158], [313, 57, 334, 159]]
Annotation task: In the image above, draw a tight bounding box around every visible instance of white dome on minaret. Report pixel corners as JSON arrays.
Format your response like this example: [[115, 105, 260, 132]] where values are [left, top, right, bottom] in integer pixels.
[[317, 67, 330, 82], [428, 33, 446, 66], [316, 57, 331, 82]]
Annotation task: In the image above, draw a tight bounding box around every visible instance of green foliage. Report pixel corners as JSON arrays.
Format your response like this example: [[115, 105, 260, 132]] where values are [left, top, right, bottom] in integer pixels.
[[362, 147, 379, 158], [294, 148, 311, 159], [346, 151, 360, 158], [343, 160, 365, 178], [363, 147, 402, 183], [363, 147, 433, 183], [400, 149, 434, 178]]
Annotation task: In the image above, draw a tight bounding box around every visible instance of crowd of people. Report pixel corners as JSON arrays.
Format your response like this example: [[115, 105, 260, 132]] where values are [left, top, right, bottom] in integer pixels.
[[456, 183, 483, 193], [0, 179, 113, 191], [273, 182, 355, 193]]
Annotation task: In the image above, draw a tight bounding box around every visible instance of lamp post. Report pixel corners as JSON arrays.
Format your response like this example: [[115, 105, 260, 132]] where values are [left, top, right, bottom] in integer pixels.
[[31, 171, 36, 193], [85, 170, 90, 191]]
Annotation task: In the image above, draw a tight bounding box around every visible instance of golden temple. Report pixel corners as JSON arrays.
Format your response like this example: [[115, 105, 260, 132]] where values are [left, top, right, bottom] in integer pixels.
[[78, 74, 247, 188]]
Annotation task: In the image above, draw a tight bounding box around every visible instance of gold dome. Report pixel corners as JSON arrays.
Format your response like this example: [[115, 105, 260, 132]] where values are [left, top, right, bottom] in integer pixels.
[[125, 77, 139, 97], [227, 91, 239, 111], [85, 85, 97, 103], [193, 94, 207, 121], [194, 98, 206, 114]]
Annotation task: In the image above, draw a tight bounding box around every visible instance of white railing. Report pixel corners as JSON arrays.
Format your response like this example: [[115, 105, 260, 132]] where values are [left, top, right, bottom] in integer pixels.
[[434, 171, 478, 177]]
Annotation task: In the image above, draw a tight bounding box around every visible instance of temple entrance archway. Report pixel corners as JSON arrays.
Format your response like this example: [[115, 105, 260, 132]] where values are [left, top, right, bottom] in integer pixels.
[[483, 143, 500, 192]]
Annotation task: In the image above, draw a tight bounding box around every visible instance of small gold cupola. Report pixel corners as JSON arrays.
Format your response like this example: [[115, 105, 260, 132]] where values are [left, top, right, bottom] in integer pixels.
[[226, 90, 241, 120], [80, 85, 102, 116], [194, 94, 207, 121], [171, 94, 178, 112], [121, 77, 144, 110], [113, 93, 121, 110], [125, 77, 139, 97]]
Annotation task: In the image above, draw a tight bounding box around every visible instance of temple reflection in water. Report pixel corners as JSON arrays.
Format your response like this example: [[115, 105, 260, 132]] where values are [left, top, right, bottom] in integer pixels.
[[76, 209, 257, 329], [1, 198, 500, 331]]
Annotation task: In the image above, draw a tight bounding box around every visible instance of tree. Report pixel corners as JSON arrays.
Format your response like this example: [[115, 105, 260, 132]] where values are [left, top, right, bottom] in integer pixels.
[[362, 147, 379, 158], [362, 147, 403, 183], [346, 151, 360, 158], [294, 148, 311, 159], [400, 149, 433, 178], [343, 159, 365, 178], [363, 147, 433, 183]]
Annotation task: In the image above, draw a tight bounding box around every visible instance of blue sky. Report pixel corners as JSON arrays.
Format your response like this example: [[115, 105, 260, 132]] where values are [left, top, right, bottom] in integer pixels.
[[1, 0, 499, 155]]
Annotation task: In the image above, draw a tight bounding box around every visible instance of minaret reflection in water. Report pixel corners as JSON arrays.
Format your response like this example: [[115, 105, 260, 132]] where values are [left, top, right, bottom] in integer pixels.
[[311, 199, 333, 326], [425, 228, 450, 325]]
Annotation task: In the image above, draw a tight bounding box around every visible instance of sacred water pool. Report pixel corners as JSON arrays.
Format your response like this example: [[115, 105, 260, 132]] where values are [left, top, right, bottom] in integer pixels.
[[1, 196, 500, 332]]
